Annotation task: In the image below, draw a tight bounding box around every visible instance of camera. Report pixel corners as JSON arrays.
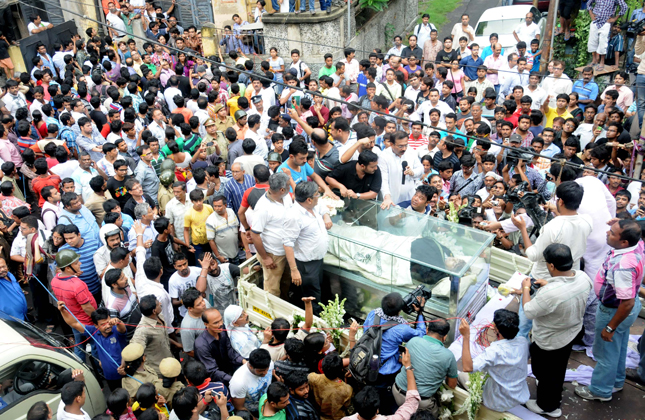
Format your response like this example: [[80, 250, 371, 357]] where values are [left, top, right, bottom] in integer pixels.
[[506, 181, 530, 204], [529, 278, 541, 295], [622, 18, 645, 37], [402, 285, 432, 314], [506, 147, 534, 169]]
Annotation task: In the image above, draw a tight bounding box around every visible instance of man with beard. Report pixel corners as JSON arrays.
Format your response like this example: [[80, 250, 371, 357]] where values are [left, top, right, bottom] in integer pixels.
[[326, 150, 382, 200]]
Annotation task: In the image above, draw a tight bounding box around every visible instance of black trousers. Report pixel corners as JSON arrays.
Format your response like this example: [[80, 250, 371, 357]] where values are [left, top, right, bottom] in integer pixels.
[[530, 336, 576, 412], [29, 262, 55, 324], [295, 259, 323, 316]]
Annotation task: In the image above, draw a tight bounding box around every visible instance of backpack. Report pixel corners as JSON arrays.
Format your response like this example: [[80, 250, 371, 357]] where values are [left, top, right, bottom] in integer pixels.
[[299, 61, 311, 86], [348, 314, 400, 384]]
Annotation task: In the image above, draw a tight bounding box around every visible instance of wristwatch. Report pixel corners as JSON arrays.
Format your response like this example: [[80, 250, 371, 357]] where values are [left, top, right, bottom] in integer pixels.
[[356, 193, 361, 199], [605, 325, 614, 333], [404, 365, 414, 371]]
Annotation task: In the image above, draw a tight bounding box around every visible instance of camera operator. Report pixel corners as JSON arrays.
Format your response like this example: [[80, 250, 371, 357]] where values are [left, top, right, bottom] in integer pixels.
[[502, 148, 551, 201], [517, 243, 593, 417], [393, 318, 456, 417], [510, 181, 593, 337], [362, 292, 426, 415]]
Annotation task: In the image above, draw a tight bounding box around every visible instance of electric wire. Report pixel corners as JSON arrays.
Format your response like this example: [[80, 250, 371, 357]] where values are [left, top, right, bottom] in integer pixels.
[[16, 0, 645, 185]]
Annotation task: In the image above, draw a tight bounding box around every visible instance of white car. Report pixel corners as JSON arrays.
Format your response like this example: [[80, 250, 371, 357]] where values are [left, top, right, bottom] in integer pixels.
[[0, 318, 106, 419], [473, 5, 546, 56]]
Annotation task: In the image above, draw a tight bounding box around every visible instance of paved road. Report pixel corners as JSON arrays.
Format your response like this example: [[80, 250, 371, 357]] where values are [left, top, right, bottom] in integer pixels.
[[438, 0, 502, 40]]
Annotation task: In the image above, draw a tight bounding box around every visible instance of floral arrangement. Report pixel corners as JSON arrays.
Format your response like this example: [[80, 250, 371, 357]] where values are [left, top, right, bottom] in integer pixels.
[[452, 372, 488, 420], [446, 201, 466, 224], [319, 196, 345, 217], [318, 295, 347, 349]]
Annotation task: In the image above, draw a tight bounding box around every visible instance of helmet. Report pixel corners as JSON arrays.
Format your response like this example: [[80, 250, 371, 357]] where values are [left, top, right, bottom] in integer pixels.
[[159, 170, 176, 187], [55, 249, 80, 269], [234, 110, 247, 121], [160, 158, 176, 173], [267, 152, 282, 163]]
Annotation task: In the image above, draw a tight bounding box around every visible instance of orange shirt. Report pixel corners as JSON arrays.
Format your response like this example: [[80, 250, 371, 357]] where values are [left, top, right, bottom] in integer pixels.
[[172, 107, 194, 124]]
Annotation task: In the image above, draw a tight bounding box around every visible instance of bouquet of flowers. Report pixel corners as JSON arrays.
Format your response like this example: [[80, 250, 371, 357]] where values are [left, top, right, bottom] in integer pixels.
[[318, 295, 347, 349], [319, 196, 345, 217]]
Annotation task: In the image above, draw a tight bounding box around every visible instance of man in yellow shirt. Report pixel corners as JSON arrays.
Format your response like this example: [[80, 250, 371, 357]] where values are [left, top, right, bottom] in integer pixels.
[[183, 189, 214, 260], [541, 93, 573, 128], [228, 84, 242, 118]]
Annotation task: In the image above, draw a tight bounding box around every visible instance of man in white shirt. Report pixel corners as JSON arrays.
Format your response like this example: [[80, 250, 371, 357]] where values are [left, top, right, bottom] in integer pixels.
[[289, 50, 311, 89], [27, 15, 53, 36], [71, 152, 100, 202], [525, 72, 549, 110], [165, 181, 192, 238], [148, 109, 168, 147], [250, 173, 293, 299], [57, 381, 92, 420], [412, 14, 437, 50], [283, 182, 332, 313], [379, 131, 424, 209], [52, 42, 74, 77], [234, 139, 265, 177], [513, 12, 541, 45], [163, 77, 183, 112], [132, 221, 174, 332], [386, 35, 404, 59], [246, 114, 269, 159], [168, 253, 206, 318], [541, 60, 573, 108], [413, 89, 453, 124], [41, 186, 62, 230], [106, 2, 127, 41], [451, 14, 475, 42]]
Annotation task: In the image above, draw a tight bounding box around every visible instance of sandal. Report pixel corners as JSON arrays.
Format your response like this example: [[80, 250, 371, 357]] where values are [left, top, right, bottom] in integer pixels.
[[597, 65, 604, 71]]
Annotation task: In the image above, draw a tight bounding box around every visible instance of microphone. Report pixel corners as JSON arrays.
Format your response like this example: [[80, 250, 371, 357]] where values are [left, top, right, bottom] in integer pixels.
[[401, 160, 408, 185]]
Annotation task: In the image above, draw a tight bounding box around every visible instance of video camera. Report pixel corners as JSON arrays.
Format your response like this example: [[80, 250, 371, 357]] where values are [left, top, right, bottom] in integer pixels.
[[506, 147, 534, 170], [622, 18, 645, 38], [402, 285, 432, 314]]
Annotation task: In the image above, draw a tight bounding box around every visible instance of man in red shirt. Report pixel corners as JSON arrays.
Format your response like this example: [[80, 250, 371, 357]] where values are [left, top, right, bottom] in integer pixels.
[[31, 157, 61, 208], [238, 165, 270, 260], [51, 249, 98, 362]]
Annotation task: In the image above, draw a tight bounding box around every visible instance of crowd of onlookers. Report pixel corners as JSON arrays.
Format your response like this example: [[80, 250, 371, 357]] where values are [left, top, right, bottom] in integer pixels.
[[0, 2, 645, 419]]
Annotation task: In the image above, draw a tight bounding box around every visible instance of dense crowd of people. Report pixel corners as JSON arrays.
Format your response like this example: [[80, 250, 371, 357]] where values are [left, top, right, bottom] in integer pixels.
[[1, 1, 645, 419]]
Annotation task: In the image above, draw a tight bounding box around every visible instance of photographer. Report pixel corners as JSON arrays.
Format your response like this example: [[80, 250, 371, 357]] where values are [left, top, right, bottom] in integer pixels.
[[502, 148, 551, 201], [362, 292, 426, 415], [392, 318, 456, 417], [519, 243, 593, 417], [511, 181, 593, 337]]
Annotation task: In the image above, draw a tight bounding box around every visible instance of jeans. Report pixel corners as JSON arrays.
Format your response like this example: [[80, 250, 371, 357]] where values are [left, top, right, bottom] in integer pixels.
[[289, 0, 296, 12], [517, 300, 533, 339], [72, 328, 98, 363], [274, 72, 284, 96], [299, 0, 314, 11], [589, 300, 642, 398], [636, 74, 645, 125], [320, 0, 330, 10], [638, 328, 645, 382], [271, 0, 280, 11]]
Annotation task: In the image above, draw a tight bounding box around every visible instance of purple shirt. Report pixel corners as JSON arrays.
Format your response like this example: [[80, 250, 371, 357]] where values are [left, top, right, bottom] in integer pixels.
[[594, 240, 644, 308]]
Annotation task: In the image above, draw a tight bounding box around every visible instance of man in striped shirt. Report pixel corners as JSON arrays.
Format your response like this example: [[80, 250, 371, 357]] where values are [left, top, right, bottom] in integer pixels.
[[408, 121, 428, 151], [60, 224, 103, 307], [224, 162, 255, 215]]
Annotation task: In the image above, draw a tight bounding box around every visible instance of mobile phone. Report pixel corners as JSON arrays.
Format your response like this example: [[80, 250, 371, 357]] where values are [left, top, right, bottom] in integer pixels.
[[207, 142, 214, 147], [398, 344, 406, 354]]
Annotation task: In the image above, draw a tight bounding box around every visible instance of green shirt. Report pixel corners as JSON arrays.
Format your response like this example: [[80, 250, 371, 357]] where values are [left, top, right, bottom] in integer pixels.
[[394, 335, 458, 398], [258, 393, 287, 420], [318, 66, 336, 78], [150, 153, 165, 176], [161, 137, 185, 157]]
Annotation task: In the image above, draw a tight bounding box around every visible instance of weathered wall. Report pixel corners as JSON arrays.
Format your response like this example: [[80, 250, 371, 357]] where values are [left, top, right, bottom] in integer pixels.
[[348, 0, 418, 53], [261, 0, 416, 76]]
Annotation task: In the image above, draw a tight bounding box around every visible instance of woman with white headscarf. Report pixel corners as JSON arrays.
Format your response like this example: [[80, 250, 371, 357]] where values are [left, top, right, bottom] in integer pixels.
[[224, 305, 261, 358]]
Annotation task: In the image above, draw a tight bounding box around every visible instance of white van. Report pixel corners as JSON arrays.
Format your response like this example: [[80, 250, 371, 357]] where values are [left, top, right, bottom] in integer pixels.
[[0, 318, 106, 419]]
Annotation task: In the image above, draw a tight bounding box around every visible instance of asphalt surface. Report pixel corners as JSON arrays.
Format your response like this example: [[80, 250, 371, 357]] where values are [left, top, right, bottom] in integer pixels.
[[438, 0, 503, 40]]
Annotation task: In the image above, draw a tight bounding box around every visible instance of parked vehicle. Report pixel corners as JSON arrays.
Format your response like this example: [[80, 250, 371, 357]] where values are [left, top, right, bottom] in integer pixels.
[[474, 5, 546, 55], [513, 0, 550, 12], [0, 317, 106, 420]]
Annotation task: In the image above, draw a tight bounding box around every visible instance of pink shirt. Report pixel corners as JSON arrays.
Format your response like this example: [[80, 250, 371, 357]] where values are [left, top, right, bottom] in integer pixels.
[[0, 138, 23, 167], [483, 54, 504, 85], [342, 390, 419, 420]]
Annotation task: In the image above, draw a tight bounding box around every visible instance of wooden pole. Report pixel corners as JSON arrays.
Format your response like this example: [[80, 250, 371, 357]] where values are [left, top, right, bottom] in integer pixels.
[[539, 0, 559, 72], [533, 0, 539, 9]]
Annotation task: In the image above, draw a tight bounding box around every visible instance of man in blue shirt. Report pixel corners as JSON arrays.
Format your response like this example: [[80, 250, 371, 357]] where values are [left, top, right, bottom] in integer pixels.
[[59, 192, 101, 244], [0, 257, 27, 321], [459, 43, 483, 82], [363, 292, 426, 414], [480, 34, 504, 61], [572, 67, 599, 111], [58, 303, 127, 391], [60, 224, 103, 304]]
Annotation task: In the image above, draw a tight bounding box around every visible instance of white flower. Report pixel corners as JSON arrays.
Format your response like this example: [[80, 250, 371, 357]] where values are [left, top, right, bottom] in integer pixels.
[[439, 389, 454, 403], [438, 407, 452, 420]]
